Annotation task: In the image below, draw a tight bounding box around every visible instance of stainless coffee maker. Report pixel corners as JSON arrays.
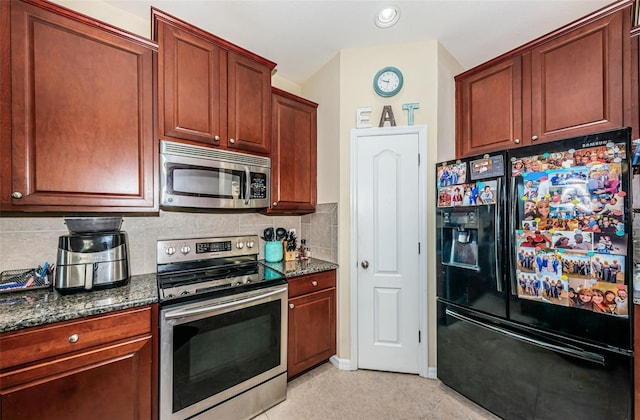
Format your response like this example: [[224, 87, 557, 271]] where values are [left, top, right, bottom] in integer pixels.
[[55, 218, 130, 293]]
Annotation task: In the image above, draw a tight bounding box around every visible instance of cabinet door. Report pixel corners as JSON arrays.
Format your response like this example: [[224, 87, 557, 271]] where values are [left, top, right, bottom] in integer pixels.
[[1, 0, 11, 209], [0, 335, 153, 420], [157, 20, 225, 146], [530, 9, 627, 144], [227, 51, 271, 155], [455, 56, 523, 157], [288, 287, 336, 379], [9, 1, 156, 211], [269, 89, 317, 213]]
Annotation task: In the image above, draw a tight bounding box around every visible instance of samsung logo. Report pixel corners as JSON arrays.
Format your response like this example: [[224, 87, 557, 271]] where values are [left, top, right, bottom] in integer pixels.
[[581, 140, 608, 148]]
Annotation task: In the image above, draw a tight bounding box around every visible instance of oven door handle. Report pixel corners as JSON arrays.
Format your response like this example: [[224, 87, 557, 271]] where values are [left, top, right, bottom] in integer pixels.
[[165, 287, 288, 320]]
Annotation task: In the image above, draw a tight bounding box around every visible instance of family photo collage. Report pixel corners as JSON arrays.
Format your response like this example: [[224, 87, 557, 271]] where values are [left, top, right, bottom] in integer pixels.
[[436, 142, 630, 318], [514, 143, 629, 318]]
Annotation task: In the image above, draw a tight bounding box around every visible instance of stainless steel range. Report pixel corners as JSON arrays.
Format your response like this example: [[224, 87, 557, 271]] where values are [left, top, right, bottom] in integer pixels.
[[157, 235, 287, 420]]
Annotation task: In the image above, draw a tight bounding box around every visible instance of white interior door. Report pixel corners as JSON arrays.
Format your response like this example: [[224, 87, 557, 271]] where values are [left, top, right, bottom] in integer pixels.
[[354, 127, 421, 374]]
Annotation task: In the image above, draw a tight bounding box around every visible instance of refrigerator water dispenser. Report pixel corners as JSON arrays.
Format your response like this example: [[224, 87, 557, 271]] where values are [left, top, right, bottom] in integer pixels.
[[440, 209, 480, 270]]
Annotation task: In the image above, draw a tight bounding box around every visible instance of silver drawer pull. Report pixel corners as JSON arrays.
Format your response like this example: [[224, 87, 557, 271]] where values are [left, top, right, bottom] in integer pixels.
[[311, 281, 318, 286], [68, 334, 79, 343], [289, 303, 295, 309]]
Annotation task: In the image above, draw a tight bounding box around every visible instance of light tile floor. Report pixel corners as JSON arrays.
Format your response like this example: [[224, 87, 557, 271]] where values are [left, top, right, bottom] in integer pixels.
[[256, 363, 501, 420]]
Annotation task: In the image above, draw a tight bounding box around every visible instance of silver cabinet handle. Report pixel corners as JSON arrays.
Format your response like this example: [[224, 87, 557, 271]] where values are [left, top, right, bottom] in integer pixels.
[[229, 138, 235, 144], [361, 260, 369, 269], [213, 135, 220, 142], [11, 192, 22, 199], [68, 334, 79, 343], [244, 166, 251, 205], [289, 303, 294, 309], [272, 202, 278, 206], [514, 138, 520, 144], [531, 135, 539, 141], [311, 281, 318, 286]]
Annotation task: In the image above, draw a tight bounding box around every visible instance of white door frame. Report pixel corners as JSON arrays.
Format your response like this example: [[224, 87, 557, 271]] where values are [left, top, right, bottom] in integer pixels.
[[349, 125, 429, 377]]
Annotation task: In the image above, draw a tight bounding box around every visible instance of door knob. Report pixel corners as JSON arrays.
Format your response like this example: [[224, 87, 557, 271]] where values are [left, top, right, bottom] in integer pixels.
[[361, 260, 369, 269]]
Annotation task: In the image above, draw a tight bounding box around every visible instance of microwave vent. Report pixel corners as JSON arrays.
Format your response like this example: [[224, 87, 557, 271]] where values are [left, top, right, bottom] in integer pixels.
[[161, 140, 271, 168]]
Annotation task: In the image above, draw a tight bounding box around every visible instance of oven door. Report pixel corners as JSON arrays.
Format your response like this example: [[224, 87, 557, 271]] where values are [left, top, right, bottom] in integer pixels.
[[160, 284, 287, 420], [160, 153, 270, 209]]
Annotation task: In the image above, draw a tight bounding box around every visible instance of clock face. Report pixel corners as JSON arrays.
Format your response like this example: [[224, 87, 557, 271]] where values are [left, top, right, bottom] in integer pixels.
[[377, 71, 400, 92], [373, 67, 403, 97]]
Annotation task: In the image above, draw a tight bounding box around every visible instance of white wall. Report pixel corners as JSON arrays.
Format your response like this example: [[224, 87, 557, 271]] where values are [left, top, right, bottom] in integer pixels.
[[302, 55, 341, 205], [333, 42, 440, 363], [51, 0, 149, 38]]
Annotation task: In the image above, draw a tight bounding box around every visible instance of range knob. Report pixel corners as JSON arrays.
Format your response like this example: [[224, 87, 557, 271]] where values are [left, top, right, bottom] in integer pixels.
[[180, 290, 190, 296], [246, 240, 255, 249], [165, 246, 176, 256], [236, 241, 244, 249], [180, 245, 191, 255]]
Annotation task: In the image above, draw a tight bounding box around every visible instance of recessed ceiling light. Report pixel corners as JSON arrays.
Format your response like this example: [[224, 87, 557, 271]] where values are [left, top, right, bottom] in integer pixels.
[[375, 6, 400, 29]]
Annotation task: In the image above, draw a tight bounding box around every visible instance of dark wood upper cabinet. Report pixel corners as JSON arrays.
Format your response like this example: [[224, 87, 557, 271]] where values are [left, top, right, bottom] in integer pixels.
[[156, 20, 224, 146], [153, 8, 275, 156], [227, 51, 273, 154], [455, 56, 523, 157], [631, 27, 639, 140], [455, 1, 631, 157], [4, 0, 157, 211], [530, 8, 628, 143], [267, 88, 317, 214]]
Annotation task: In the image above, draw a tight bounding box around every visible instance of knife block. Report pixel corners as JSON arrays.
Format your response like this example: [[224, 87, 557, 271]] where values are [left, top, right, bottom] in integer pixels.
[[283, 241, 297, 261]]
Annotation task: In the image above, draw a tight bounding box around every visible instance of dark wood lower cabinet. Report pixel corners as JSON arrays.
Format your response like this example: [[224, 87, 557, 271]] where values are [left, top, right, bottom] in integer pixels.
[[0, 306, 157, 420], [287, 270, 336, 379]]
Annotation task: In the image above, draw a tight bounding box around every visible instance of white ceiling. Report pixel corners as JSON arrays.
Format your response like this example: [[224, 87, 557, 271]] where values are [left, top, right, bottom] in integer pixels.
[[104, 0, 613, 84]]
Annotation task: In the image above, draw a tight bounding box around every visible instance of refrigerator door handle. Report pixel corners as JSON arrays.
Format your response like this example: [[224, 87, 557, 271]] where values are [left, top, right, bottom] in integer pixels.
[[494, 180, 502, 293], [509, 178, 518, 295], [445, 308, 606, 366]]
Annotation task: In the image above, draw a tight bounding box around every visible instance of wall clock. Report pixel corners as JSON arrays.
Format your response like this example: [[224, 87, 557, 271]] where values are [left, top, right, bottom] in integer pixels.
[[373, 66, 403, 97]]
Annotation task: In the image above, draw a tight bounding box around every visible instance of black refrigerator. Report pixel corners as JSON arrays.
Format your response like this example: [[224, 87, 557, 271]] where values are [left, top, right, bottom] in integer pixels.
[[436, 128, 634, 420]]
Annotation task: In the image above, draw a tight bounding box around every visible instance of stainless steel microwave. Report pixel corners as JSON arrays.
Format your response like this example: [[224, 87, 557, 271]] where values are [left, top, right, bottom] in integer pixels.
[[160, 140, 270, 209]]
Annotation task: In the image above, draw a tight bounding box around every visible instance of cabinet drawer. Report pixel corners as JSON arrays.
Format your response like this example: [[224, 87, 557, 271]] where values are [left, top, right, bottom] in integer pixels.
[[288, 270, 336, 298], [0, 306, 151, 370]]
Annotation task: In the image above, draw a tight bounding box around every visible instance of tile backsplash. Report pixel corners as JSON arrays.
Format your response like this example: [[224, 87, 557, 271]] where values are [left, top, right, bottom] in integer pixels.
[[0, 203, 338, 275]]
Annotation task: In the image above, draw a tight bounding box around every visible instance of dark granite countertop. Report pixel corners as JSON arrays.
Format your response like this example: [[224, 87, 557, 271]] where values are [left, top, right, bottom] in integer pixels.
[[0, 273, 158, 334], [0, 258, 338, 334], [262, 257, 338, 278]]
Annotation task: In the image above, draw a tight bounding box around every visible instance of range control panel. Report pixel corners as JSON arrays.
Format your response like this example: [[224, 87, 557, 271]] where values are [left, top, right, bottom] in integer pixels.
[[157, 235, 258, 264]]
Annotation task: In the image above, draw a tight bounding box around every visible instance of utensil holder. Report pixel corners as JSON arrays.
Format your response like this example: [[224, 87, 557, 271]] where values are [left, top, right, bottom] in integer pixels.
[[265, 241, 283, 263], [0, 268, 51, 294]]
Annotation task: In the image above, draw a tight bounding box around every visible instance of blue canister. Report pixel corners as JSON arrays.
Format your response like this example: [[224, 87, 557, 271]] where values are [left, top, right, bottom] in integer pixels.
[[265, 241, 283, 263]]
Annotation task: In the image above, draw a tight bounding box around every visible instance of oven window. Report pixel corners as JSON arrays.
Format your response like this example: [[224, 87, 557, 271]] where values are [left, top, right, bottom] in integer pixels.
[[172, 300, 282, 413], [171, 166, 242, 199]]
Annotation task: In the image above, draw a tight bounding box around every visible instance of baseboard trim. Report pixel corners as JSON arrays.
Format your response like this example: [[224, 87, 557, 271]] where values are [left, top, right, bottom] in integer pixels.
[[329, 355, 355, 371], [426, 366, 437, 379]]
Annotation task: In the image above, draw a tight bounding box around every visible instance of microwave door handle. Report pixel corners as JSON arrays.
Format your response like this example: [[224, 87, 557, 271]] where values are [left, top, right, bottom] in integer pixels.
[[244, 166, 251, 205]]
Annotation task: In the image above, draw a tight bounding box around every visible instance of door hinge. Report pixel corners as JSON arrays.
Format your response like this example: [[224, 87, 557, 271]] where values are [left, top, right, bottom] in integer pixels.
[[418, 330, 421, 343], [418, 242, 421, 254], [418, 153, 421, 166]]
